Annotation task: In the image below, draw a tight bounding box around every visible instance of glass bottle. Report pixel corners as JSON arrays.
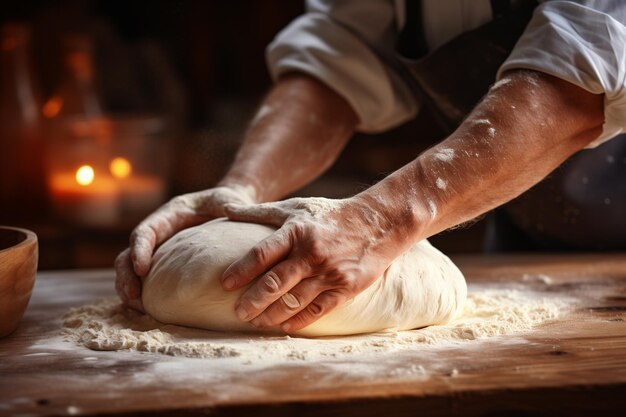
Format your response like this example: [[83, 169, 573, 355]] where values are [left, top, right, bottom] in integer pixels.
[[43, 35, 102, 120], [0, 23, 45, 220]]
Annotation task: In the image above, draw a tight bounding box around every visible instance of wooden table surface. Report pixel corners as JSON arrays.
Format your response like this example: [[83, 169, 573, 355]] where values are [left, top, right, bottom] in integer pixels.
[[1, 253, 626, 416]]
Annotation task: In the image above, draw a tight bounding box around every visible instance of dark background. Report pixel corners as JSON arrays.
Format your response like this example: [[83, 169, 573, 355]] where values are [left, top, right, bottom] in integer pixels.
[[1, 0, 485, 270]]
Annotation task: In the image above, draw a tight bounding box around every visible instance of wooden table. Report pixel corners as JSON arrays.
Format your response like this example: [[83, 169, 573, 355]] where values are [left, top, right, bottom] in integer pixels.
[[1, 254, 626, 416]]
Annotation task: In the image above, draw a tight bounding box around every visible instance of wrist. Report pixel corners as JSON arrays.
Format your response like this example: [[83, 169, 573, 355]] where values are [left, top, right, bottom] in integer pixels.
[[352, 179, 431, 248], [216, 178, 261, 204]]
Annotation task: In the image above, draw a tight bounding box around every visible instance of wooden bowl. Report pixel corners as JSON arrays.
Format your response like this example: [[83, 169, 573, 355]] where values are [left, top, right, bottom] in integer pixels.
[[0, 226, 38, 337]]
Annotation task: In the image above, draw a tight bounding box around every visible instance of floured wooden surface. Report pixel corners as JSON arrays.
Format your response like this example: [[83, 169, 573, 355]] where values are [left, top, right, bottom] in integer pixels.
[[1, 254, 626, 416], [60, 288, 568, 361]]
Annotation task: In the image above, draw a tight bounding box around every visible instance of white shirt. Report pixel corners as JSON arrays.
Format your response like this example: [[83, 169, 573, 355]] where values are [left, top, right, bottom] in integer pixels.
[[266, 0, 626, 147]]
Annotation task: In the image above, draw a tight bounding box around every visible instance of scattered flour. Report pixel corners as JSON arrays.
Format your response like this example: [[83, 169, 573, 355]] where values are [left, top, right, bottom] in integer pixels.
[[435, 178, 447, 190], [250, 104, 274, 126], [522, 273, 553, 285], [491, 77, 512, 91], [470, 118, 491, 126], [432, 148, 455, 162], [427, 199, 438, 217], [62, 287, 569, 362], [297, 197, 340, 219]]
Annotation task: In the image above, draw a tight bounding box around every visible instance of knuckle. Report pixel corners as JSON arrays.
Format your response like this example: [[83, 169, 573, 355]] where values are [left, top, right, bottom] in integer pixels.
[[300, 238, 328, 267], [324, 268, 357, 292], [282, 261, 300, 277], [281, 292, 302, 310], [307, 300, 325, 317], [170, 194, 199, 212], [288, 314, 310, 330], [250, 245, 268, 265], [289, 222, 307, 239], [261, 271, 282, 294], [131, 224, 153, 243], [129, 228, 142, 243], [170, 194, 189, 206], [285, 198, 303, 210], [336, 273, 358, 292]]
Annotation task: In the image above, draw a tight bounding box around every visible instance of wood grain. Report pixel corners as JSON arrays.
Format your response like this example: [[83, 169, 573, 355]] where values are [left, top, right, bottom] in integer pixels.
[[1, 253, 626, 416]]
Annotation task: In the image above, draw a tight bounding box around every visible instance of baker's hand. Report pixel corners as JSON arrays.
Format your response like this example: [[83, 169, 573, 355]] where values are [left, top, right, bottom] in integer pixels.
[[115, 186, 256, 312], [221, 196, 407, 333]]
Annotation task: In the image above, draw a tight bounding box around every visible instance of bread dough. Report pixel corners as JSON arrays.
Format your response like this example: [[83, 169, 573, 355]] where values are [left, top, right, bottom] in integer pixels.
[[142, 219, 467, 337]]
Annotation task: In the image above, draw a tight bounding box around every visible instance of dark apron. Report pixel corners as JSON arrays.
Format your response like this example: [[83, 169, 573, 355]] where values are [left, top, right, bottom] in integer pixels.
[[397, 0, 626, 251]]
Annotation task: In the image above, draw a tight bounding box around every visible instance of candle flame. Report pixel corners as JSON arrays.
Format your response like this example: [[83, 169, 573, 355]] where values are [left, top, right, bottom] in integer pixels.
[[76, 165, 95, 186], [110, 157, 132, 179], [42, 96, 63, 118]]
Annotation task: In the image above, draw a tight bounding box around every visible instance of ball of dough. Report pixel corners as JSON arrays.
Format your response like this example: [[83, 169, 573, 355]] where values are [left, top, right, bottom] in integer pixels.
[[142, 219, 467, 337]]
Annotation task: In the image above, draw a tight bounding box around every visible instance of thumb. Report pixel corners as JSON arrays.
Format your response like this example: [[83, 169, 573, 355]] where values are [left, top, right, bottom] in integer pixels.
[[114, 249, 145, 313], [130, 199, 209, 276], [223, 202, 289, 227]]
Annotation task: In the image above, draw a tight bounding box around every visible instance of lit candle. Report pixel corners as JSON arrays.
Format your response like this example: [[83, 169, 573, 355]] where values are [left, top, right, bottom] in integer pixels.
[[118, 174, 166, 215], [49, 165, 120, 227], [109, 157, 166, 216]]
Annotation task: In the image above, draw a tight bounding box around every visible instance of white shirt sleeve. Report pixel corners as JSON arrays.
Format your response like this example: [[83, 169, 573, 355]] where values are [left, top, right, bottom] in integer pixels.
[[497, 1, 626, 148], [266, 0, 418, 133]]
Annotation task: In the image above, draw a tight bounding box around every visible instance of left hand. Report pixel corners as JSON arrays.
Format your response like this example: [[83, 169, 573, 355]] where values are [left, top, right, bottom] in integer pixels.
[[220, 196, 410, 333]]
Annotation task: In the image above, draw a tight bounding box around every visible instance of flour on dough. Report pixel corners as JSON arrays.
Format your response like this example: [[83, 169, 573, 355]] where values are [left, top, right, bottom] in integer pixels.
[[142, 219, 467, 337]]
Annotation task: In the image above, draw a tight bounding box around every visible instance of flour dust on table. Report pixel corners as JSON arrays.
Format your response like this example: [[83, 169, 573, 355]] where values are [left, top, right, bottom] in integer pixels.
[[62, 287, 568, 361], [63, 219, 569, 360]]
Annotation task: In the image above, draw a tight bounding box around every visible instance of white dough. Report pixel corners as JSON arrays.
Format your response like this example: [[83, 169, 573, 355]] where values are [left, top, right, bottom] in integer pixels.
[[143, 219, 467, 337]]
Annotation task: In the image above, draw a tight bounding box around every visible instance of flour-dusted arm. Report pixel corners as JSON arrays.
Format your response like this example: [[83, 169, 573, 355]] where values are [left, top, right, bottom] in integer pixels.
[[220, 69, 603, 333], [498, 0, 626, 146]]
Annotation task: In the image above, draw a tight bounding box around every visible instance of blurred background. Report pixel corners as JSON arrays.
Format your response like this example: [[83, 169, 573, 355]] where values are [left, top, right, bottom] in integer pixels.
[[0, 0, 485, 270]]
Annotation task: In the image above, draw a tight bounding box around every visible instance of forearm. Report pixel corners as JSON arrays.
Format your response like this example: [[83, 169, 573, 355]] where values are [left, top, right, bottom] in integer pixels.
[[357, 70, 604, 246], [219, 73, 358, 203]]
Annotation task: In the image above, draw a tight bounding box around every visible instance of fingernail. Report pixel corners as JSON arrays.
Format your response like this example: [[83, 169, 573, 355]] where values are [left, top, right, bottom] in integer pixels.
[[281, 322, 291, 332], [223, 275, 236, 290], [250, 317, 264, 328], [235, 304, 249, 321]]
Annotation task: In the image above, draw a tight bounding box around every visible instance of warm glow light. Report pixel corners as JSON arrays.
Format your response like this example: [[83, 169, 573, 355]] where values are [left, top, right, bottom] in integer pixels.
[[75, 165, 95, 186], [42, 97, 63, 118], [109, 157, 132, 179], [2, 37, 16, 51]]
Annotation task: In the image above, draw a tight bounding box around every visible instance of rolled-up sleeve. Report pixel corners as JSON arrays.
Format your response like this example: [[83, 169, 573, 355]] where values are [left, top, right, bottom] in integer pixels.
[[266, 0, 418, 133], [497, 1, 626, 147]]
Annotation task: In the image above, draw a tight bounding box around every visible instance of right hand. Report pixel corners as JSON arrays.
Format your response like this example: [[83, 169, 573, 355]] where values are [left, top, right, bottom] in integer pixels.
[[114, 185, 256, 312]]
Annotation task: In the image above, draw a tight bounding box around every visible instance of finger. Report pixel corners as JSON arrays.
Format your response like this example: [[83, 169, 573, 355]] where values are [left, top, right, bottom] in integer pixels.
[[130, 198, 207, 276], [280, 290, 347, 333], [114, 249, 145, 313], [221, 228, 292, 290], [234, 259, 310, 323], [223, 202, 290, 227], [250, 277, 324, 328]]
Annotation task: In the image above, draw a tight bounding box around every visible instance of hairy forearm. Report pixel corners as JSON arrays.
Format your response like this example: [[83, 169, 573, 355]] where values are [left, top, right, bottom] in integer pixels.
[[357, 70, 604, 246], [219, 73, 358, 203]]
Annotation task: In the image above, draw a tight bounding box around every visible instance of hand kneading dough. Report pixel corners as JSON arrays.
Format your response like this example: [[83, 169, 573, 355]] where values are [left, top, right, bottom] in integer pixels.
[[143, 219, 467, 337]]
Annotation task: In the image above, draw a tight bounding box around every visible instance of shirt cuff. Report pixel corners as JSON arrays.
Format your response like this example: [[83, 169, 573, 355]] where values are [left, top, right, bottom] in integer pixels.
[[266, 13, 418, 133], [497, 1, 626, 148]]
